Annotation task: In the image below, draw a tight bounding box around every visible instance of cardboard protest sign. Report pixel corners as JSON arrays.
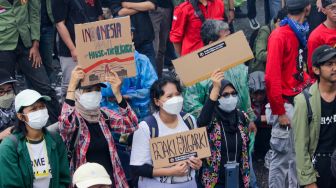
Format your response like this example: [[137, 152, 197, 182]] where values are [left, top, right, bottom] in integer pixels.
[[150, 127, 211, 169], [173, 31, 254, 86], [75, 16, 136, 87]]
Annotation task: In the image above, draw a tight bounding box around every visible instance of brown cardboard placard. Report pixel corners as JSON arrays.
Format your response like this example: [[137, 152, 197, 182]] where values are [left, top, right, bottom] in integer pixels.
[[75, 16, 136, 87], [172, 31, 254, 86], [150, 127, 211, 169]]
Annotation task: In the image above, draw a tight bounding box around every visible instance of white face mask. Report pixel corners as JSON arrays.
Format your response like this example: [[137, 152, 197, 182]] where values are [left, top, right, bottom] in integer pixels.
[[162, 96, 184, 115], [218, 95, 238, 112], [0, 91, 15, 109], [25, 109, 49, 130], [79, 91, 102, 110]]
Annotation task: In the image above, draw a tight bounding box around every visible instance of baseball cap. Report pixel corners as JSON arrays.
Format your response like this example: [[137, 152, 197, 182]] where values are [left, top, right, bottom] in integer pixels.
[[15, 89, 51, 112], [73, 163, 112, 188], [286, 0, 310, 10], [0, 70, 17, 86], [77, 82, 107, 89], [322, 0, 336, 8], [312, 45, 336, 66]]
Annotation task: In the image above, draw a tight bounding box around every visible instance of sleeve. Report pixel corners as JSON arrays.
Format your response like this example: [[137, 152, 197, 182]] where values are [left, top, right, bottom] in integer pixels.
[[28, 0, 41, 41], [170, 4, 187, 43], [52, 0, 68, 23], [197, 97, 216, 127], [130, 122, 152, 166], [58, 100, 78, 146], [55, 135, 71, 188], [307, 35, 320, 80], [104, 102, 138, 134], [0, 139, 25, 187], [110, 0, 123, 17], [265, 34, 286, 115], [255, 27, 269, 63], [292, 95, 317, 186], [182, 79, 212, 118]]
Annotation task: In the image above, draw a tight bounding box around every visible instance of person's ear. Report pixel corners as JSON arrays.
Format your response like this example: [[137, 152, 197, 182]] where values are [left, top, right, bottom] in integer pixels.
[[154, 98, 161, 108], [312, 66, 321, 76], [17, 113, 26, 122], [322, 7, 327, 15]]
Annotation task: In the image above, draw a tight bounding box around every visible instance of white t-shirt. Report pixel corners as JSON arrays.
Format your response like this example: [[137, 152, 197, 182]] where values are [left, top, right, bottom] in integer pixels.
[[130, 112, 197, 184], [26, 139, 51, 188]]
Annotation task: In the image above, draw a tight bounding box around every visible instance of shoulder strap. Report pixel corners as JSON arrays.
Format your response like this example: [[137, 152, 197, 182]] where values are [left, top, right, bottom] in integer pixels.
[[303, 87, 313, 125], [180, 112, 195, 130], [8, 134, 18, 152], [190, 1, 205, 22], [144, 115, 159, 139]]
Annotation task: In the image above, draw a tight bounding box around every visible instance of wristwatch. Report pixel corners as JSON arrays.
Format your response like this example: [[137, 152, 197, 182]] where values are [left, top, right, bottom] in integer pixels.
[[229, 8, 235, 11]]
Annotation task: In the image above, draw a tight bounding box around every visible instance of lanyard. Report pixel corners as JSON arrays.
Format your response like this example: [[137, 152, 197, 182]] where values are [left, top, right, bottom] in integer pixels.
[[221, 122, 238, 163]]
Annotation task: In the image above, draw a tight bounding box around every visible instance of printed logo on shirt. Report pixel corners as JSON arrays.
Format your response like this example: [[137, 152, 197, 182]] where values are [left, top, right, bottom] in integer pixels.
[[31, 157, 52, 178], [321, 115, 336, 126], [173, 16, 177, 21]]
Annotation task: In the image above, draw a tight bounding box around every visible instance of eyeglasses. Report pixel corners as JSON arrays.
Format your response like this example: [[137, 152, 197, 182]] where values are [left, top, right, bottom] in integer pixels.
[[221, 91, 237, 98], [0, 89, 13, 97]]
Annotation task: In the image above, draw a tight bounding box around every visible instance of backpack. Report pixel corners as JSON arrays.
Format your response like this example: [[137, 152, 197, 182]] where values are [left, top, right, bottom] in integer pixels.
[[143, 112, 195, 138], [249, 24, 271, 52], [302, 87, 313, 125]]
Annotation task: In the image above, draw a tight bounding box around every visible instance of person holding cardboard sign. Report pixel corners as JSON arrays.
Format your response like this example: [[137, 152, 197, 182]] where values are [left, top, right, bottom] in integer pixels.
[[59, 66, 138, 188], [197, 70, 250, 188], [130, 77, 202, 187]]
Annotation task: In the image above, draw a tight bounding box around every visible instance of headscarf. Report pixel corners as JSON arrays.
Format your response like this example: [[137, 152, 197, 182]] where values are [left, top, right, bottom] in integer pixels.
[[75, 90, 101, 123], [210, 80, 239, 133]]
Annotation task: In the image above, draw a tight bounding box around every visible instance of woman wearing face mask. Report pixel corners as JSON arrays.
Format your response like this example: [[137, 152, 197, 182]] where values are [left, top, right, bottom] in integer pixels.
[[59, 66, 138, 188], [0, 70, 17, 141], [198, 70, 250, 188], [0, 89, 71, 187], [130, 77, 202, 188]]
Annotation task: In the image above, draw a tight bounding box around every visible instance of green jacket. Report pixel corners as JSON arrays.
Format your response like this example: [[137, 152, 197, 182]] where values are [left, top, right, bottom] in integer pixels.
[[292, 82, 321, 186], [0, 130, 71, 188], [0, 0, 40, 50], [183, 64, 257, 121], [46, 0, 54, 24], [249, 21, 275, 73]]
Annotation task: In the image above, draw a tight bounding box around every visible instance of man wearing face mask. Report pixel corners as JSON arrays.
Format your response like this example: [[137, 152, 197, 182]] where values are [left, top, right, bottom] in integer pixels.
[[265, 0, 312, 187], [0, 70, 17, 141], [59, 66, 138, 188], [0, 89, 71, 187], [197, 70, 251, 188]]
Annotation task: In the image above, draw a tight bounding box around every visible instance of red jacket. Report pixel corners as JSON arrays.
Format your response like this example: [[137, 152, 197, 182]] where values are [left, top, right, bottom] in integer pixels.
[[265, 25, 311, 115], [170, 0, 224, 56], [307, 23, 336, 79]]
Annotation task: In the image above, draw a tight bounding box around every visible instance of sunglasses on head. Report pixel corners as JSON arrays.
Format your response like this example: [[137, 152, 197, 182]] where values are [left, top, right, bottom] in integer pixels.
[[221, 91, 237, 98]]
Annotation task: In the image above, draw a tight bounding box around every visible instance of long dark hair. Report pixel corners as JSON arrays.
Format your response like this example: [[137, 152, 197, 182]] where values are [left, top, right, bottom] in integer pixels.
[[150, 77, 183, 112]]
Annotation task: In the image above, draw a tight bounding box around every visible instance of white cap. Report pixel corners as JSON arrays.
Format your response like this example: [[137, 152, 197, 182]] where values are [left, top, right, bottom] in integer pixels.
[[15, 89, 51, 112], [73, 163, 112, 188]]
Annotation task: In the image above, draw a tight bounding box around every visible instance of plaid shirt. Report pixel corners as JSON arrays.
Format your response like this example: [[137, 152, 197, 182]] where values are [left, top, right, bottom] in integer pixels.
[[59, 100, 138, 188]]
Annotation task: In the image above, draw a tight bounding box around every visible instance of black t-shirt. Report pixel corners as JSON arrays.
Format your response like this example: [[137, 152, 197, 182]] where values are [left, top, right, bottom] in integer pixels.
[[218, 128, 244, 187], [41, 0, 53, 27], [86, 122, 114, 185], [111, 0, 157, 49], [156, 0, 173, 8], [52, 0, 103, 57], [316, 97, 336, 153]]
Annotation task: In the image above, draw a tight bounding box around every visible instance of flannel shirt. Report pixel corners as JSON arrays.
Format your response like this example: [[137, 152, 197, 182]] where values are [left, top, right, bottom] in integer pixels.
[[59, 99, 138, 188]]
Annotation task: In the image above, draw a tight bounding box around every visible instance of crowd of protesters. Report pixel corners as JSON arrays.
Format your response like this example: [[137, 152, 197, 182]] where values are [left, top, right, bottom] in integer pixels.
[[0, 0, 336, 188]]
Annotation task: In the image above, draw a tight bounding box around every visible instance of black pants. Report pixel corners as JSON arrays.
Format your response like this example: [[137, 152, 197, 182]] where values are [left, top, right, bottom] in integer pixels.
[[247, 0, 256, 19], [300, 155, 336, 188], [308, 5, 326, 36], [0, 39, 60, 123]]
